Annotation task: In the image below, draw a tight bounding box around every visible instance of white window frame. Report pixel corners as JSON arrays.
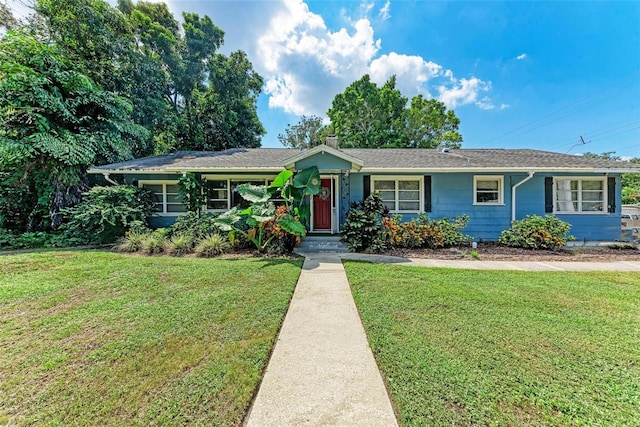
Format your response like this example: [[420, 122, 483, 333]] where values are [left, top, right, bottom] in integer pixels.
[[473, 175, 504, 206], [138, 180, 186, 216], [371, 176, 423, 213], [202, 175, 280, 212], [553, 176, 607, 214]]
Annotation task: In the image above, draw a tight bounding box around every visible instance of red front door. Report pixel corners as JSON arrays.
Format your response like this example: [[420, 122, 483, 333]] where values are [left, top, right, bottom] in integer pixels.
[[313, 179, 332, 230]]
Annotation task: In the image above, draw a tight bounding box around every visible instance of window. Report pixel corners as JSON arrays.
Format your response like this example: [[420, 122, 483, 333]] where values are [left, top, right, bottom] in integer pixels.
[[204, 177, 281, 211], [139, 181, 186, 215], [372, 177, 422, 212], [554, 178, 605, 213], [474, 176, 503, 205]]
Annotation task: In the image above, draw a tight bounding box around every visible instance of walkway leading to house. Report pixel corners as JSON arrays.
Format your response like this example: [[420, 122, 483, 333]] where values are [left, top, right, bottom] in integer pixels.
[[244, 253, 398, 427]]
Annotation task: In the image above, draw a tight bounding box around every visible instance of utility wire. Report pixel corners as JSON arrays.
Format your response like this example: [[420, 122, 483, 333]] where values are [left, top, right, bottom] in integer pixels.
[[477, 71, 640, 146]]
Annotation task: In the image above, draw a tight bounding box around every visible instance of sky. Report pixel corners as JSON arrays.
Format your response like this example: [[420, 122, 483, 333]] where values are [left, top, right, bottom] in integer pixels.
[[8, 0, 640, 158]]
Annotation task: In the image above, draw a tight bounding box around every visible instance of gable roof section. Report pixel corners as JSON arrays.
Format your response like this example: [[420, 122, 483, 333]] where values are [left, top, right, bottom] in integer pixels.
[[283, 144, 364, 171], [89, 148, 640, 174]]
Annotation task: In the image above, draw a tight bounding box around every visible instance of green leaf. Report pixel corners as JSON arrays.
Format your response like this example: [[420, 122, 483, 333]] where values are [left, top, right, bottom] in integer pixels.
[[278, 215, 307, 237], [214, 208, 241, 231], [238, 183, 271, 203], [269, 169, 293, 189], [293, 166, 321, 195]]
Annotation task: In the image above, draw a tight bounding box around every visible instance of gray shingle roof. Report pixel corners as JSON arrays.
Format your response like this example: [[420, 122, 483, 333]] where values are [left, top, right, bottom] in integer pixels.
[[89, 147, 640, 173]]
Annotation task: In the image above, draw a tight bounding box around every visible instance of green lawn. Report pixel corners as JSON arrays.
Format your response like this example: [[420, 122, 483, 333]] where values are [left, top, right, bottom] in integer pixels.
[[344, 261, 640, 426], [0, 250, 302, 426]]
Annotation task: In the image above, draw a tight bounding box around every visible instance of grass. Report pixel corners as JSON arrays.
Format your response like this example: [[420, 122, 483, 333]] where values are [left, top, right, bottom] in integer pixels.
[[344, 261, 640, 426], [0, 250, 302, 426]]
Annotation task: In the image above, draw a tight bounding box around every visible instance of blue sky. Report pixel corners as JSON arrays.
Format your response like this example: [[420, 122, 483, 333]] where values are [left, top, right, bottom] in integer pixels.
[[10, 0, 640, 158]]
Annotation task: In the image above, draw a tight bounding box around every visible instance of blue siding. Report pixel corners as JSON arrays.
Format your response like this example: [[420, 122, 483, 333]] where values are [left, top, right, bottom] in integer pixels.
[[114, 169, 624, 241], [345, 172, 623, 241], [295, 152, 353, 171]]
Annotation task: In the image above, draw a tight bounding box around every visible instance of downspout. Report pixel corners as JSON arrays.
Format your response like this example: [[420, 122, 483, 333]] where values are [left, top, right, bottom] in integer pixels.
[[511, 172, 535, 222], [103, 173, 118, 185]]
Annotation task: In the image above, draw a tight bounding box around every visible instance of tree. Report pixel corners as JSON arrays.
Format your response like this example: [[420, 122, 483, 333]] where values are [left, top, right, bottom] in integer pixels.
[[278, 115, 327, 149], [35, 0, 265, 153], [328, 75, 407, 148], [0, 31, 148, 231], [405, 95, 462, 148], [327, 74, 463, 148], [0, 0, 17, 30]]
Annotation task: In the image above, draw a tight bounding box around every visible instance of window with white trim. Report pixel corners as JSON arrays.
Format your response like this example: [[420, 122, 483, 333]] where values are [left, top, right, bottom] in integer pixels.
[[554, 177, 605, 213], [204, 177, 283, 211], [474, 176, 504, 205], [372, 177, 422, 213], [139, 181, 186, 215]]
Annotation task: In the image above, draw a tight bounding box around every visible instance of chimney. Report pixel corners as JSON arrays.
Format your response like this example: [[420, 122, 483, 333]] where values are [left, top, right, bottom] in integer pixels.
[[325, 135, 339, 149]]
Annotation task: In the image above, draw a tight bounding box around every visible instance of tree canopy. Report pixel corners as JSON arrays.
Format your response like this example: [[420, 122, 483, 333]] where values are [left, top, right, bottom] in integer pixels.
[[277, 115, 328, 149], [0, 0, 266, 233], [325, 74, 463, 149], [0, 31, 148, 231]]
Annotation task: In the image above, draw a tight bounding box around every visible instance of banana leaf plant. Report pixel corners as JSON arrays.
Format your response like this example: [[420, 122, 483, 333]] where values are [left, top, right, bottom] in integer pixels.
[[213, 166, 321, 252]]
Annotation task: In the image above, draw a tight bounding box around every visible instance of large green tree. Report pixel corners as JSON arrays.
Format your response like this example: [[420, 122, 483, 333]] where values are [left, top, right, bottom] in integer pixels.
[[0, 31, 148, 231], [35, 0, 265, 154], [405, 95, 462, 148], [327, 74, 463, 148], [278, 115, 328, 149], [328, 75, 407, 148]]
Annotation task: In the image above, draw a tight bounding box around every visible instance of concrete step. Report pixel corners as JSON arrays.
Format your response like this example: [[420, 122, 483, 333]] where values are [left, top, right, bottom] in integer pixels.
[[295, 235, 349, 253]]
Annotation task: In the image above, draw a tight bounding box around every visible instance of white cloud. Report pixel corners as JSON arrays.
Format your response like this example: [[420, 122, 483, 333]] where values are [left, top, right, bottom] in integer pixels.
[[516, 53, 527, 60], [437, 77, 492, 109], [369, 52, 442, 96], [500, 103, 509, 110], [379, 1, 391, 21]]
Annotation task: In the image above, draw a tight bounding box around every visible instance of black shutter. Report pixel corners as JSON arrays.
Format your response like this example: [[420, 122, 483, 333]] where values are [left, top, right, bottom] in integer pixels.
[[544, 177, 553, 213], [424, 175, 432, 213], [363, 175, 371, 199], [607, 177, 616, 213]]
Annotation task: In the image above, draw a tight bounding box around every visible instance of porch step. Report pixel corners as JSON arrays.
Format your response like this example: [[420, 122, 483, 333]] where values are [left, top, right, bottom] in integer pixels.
[[295, 235, 349, 253]]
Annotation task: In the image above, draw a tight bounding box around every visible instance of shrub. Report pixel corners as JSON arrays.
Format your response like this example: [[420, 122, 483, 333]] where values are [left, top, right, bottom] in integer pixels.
[[166, 233, 194, 256], [61, 185, 155, 245], [383, 214, 472, 249], [140, 231, 168, 255], [195, 234, 230, 257], [341, 193, 388, 253], [169, 212, 220, 240], [499, 215, 572, 250], [116, 230, 149, 253]]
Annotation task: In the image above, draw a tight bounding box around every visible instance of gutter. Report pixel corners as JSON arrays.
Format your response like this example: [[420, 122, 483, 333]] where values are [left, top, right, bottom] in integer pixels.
[[511, 172, 535, 222], [102, 173, 118, 185]]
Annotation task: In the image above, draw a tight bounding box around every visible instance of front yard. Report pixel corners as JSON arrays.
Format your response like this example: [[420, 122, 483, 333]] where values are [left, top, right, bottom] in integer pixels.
[[0, 250, 302, 426], [344, 261, 640, 426]]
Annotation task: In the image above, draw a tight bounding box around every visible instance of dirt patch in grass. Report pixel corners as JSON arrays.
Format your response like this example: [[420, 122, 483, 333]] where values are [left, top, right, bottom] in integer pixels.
[[384, 242, 640, 262]]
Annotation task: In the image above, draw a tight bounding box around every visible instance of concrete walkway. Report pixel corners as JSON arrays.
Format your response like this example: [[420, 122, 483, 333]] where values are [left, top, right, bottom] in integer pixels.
[[245, 253, 398, 427], [245, 252, 640, 426]]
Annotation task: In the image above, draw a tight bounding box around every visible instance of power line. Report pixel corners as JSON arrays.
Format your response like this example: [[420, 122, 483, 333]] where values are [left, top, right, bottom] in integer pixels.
[[477, 71, 640, 146]]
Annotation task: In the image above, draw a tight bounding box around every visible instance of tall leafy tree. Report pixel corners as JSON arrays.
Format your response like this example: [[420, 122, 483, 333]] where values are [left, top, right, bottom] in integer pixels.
[[36, 0, 265, 153], [278, 115, 327, 149], [328, 75, 407, 148], [405, 95, 462, 148], [328, 74, 463, 148], [0, 31, 148, 231]]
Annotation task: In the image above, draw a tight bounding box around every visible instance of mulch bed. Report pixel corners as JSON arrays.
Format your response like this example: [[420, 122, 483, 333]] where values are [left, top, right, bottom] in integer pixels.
[[383, 242, 640, 262]]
